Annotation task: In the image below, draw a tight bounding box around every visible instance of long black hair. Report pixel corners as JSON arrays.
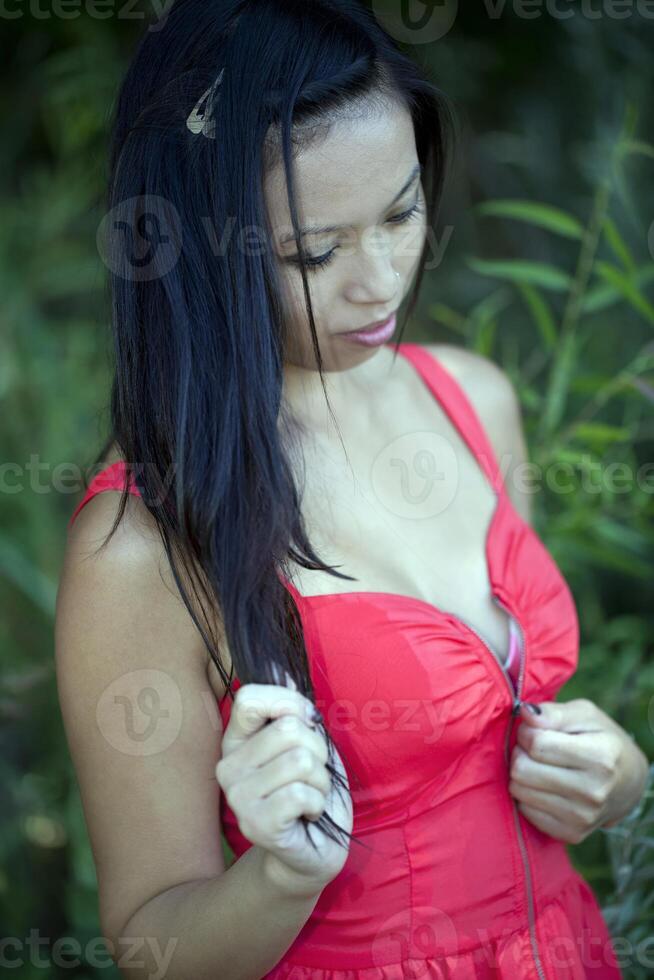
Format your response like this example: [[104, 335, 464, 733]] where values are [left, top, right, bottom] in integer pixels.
[[88, 0, 458, 853]]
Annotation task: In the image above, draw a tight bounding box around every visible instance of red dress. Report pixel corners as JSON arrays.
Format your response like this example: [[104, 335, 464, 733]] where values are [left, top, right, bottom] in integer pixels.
[[68, 342, 623, 979]]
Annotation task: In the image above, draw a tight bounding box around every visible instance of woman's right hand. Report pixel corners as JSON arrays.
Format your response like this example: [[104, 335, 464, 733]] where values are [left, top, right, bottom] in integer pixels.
[[215, 675, 353, 898]]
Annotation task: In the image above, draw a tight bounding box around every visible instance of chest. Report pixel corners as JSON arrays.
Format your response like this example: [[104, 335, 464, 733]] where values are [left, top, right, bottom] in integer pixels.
[[284, 371, 514, 665]]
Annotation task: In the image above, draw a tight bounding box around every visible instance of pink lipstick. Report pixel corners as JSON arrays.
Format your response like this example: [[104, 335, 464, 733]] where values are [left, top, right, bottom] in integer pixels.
[[339, 313, 397, 347]]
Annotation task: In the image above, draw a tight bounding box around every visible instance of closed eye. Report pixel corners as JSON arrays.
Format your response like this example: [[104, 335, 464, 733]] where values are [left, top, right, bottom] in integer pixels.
[[386, 201, 425, 226], [288, 199, 425, 273]]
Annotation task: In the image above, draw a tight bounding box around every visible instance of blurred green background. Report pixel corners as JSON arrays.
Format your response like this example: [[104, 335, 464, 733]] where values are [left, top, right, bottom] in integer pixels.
[[1, 2, 653, 977]]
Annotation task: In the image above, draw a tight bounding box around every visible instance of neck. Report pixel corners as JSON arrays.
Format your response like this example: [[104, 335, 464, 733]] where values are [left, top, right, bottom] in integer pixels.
[[281, 344, 399, 437]]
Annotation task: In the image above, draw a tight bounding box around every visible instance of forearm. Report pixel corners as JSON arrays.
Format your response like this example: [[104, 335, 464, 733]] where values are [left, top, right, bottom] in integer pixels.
[[107, 844, 324, 980]]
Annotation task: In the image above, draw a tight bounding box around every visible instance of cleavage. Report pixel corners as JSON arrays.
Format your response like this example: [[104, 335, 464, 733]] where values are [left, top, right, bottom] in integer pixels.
[[282, 354, 516, 664], [286, 454, 513, 663]]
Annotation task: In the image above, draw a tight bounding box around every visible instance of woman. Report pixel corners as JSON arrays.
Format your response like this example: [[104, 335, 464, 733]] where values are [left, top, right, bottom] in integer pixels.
[[56, 1, 649, 977]]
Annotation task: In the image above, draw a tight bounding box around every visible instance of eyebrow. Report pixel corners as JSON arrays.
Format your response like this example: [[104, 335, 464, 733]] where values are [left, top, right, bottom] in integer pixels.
[[280, 163, 423, 245]]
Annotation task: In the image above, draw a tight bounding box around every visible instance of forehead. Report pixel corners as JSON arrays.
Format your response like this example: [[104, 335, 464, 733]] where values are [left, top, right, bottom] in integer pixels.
[[264, 100, 418, 227]]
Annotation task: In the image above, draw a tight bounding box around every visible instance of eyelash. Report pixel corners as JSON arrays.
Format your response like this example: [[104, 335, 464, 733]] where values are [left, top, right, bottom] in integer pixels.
[[294, 200, 425, 273]]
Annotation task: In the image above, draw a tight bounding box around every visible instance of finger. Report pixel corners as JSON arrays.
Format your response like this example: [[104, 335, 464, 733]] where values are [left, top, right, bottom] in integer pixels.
[[226, 683, 315, 745], [516, 726, 608, 770], [240, 714, 329, 770], [519, 698, 608, 734], [259, 781, 328, 827], [516, 801, 588, 845], [255, 747, 332, 800], [509, 780, 596, 830], [510, 747, 601, 806]]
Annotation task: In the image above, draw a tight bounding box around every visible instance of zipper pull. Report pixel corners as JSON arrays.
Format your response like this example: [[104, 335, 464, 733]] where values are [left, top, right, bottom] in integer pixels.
[[512, 697, 522, 717]]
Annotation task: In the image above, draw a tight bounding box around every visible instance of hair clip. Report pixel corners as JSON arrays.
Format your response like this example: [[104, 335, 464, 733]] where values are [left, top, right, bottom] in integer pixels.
[[186, 67, 225, 140]]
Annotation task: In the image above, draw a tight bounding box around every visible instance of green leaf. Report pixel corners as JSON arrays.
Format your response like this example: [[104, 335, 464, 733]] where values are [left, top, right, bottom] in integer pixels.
[[0, 533, 57, 617], [466, 257, 573, 291], [520, 386, 542, 411], [516, 283, 558, 349], [551, 448, 602, 468], [474, 199, 584, 239], [570, 374, 616, 395], [540, 328, 578, 437], [582, 265, 654, 314], [467, 287, 513, 325], [595, 518, 654, 557], [594, 262, 654, 327], [628, 376, 654, 403], [566, 538, 652, 579], [618, 139, 654, 161], [569, 422, 633, 446], [473, 317, 498, 357], [602, 217, 636, 275], [427, 303, 467, 336]]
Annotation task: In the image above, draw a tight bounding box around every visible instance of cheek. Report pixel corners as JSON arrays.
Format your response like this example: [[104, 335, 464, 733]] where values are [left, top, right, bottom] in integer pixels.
[[285, 270, 332, 324], [280, 271, 334, 351]]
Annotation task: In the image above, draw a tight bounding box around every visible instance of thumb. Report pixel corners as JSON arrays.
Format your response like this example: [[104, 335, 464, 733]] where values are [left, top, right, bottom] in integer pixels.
[[519, 698, 602, 733], [519, 700, 563, 728]]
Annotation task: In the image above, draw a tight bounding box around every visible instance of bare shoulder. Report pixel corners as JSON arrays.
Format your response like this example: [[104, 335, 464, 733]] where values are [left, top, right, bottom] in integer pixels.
[[63, 467, 228, 686], [61, 485, 185, 629], [419, 343, 534, 525], [421, 343, 517, 408]]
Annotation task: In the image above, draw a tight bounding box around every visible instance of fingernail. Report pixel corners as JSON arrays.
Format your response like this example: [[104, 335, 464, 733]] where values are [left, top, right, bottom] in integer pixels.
[[525, 702, 542, 715]]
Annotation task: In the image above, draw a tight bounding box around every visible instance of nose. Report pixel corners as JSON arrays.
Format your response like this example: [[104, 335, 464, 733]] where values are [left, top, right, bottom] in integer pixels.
[[347, 252, 402, 305]]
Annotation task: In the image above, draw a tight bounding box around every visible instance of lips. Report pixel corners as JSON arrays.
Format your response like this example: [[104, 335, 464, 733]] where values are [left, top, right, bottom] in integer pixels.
[[341, 312, 396, 335]]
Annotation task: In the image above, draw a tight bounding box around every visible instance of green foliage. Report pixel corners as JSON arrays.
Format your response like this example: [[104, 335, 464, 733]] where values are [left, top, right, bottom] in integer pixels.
[[424, 93, 654, 976], [1, 8, 652, 978]]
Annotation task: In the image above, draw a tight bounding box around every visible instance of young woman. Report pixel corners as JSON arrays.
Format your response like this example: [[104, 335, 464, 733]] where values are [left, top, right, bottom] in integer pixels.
[[56, 1, 648, 977]]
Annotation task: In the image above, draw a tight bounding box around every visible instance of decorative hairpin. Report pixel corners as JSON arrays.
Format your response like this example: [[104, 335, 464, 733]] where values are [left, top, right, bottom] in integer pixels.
[[186, 67, 225, 140]]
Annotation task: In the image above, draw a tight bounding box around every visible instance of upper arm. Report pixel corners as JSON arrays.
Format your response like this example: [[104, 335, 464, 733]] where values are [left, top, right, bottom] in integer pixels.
[[424, 343, 535, 526], [55, 491, 227, 948]]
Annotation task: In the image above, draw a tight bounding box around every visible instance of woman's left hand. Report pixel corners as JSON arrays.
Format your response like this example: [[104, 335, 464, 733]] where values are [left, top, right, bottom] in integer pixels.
[[508, 697, 650, 843]]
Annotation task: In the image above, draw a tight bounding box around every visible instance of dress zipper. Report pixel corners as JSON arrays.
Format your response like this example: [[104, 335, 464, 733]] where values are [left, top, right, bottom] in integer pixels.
[[451, 598, 546, 979], [492, 594, 547, 980]]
